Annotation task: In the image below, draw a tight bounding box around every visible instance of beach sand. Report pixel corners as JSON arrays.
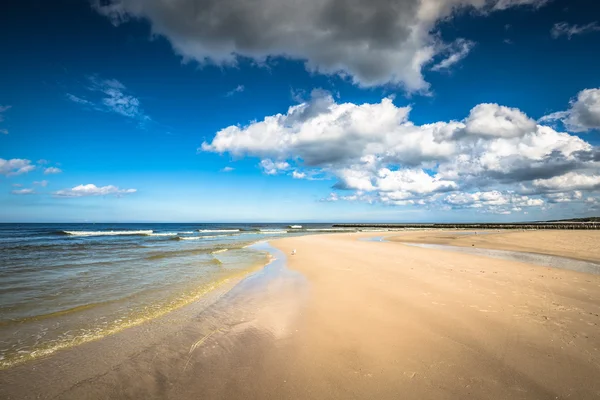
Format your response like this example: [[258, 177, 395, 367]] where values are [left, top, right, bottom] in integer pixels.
[[391, 229, 600, 263], [1, 232, 600, 399]]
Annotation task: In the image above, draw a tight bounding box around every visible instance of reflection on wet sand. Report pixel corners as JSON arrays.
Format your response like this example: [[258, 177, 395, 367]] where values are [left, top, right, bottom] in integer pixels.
[[402, 242, 600, 275]]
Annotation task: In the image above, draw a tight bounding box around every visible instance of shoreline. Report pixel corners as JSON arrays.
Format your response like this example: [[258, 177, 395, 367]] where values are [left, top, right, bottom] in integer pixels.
[[0, 242, 301, 399], [2, 231, 600, 399], [385, 229, 600, 264]]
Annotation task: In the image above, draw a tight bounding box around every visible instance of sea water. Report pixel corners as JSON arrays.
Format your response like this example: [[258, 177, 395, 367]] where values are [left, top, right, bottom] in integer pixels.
[[0, 223, 355, 368]]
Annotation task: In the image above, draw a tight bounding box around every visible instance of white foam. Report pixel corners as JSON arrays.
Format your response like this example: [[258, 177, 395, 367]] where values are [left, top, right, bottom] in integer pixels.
[[306, 228, 356, 232], [259, 229, 288, 234], [198, 229, 240, 233], [178, 234, 230, 240], [63, 230, 153, 237], [212, 249, 228, 254], [148, 232, 178, 236]]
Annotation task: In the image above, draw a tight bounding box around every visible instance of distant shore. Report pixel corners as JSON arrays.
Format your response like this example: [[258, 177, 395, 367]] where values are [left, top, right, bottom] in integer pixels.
[[388, 229, 600, 264], [334, 222, 600, 230], [2, 231, 599, 399]]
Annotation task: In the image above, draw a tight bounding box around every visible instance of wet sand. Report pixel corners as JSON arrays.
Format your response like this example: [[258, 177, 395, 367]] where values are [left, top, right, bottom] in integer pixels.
[[391, 229, 600, 264], [2, 233, 600, 399]]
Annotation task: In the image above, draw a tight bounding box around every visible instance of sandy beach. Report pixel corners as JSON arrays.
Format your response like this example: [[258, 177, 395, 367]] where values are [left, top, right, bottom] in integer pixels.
[[1, 231, 600, 399], [391, 229, 600, 264]]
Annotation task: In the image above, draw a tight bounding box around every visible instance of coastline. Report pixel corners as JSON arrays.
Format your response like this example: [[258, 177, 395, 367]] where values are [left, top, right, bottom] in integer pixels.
[[2, 231, 600, 399], [0, 242, 305, 399], [387, 229, 600, 264]]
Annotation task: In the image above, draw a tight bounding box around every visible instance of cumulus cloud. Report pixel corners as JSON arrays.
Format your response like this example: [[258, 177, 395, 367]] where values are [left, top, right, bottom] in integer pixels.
[[53, 184, 137, 198], [292, 171, 306, 179], [551, 22, 600, 39], [33, 180, 48, 187], [540, 88, 600, 132], [67, 76, 151, 126], [259, 159, 290, 175], [444, 190, 543, 214], [533, 172, 600, 192], [0, 158, 36, 176], [11, 188, 35, 195], [202, 88, 600, 214], [44, 167, 62, 175], [545, 191, 583, 203], [462, 103, 537, 138], [221, 166, 234, 172], [93, 0, 548, 91]]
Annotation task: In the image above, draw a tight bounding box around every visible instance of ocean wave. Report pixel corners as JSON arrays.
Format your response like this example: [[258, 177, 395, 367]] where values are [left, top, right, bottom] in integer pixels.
[[211, 248, 228, 254], [148, 232, 179, 237], [145, 248, 212, 260], [175, 234, 231, 241], [198, 229, 240, 233], [62, 230, 154, 237], [258, 229, 288, 234], [306, 228, 356, 232]]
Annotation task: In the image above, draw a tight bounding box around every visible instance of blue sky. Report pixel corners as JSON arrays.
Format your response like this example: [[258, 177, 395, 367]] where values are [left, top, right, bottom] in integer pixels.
[[1, 0, 600, 222]]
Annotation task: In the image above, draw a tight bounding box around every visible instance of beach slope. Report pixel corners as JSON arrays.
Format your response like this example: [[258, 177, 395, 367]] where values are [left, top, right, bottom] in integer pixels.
[[269, 232, 600, 399], [2, 231, 600, 399]]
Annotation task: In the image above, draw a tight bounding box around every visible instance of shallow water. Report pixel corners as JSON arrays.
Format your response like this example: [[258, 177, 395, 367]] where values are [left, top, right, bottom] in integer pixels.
[[403, 242, 600, 275], [0, 223, 344, 368], [0, 240, 310, 399]]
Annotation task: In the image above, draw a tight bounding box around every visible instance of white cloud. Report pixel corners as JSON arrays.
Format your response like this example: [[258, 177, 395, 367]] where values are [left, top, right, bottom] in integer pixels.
[[53, 184, 137, 198], [0, 105, 11, 134], [545, 191, 583, 203], [0, 158, 36, 176], [444, 190, 544, 214], [462, 103, 537, 138], [533, 172, 600, 192], [551, 22, 600, 39], [431, 39, 474, 72], [377, 168, 457, 194], [67, 76, 151, 126], [225, 85, 245, 97], [66, 93, 93, 105], [292, 171, 306, 179], [93, 0, 548, 91], [33, 180, 48, 187], [540, 88, 600, 133], [44, 167, 62, 175], [221, 166, 234, 172], [493, 0, 549, 10], [11, 188, 36, 195], [0, 105, 11, 121], [202, 87, 600, 213], [259, 159, 290, 175]]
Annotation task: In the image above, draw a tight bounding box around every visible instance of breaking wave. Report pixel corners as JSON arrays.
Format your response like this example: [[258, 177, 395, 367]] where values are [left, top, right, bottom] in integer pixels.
[[198, 229, 240, 233], [61, 230, 154, 237]]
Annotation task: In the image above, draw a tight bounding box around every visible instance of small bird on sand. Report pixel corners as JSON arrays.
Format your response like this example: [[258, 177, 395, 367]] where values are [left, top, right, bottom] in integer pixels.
[[291, 249, 296, 255]]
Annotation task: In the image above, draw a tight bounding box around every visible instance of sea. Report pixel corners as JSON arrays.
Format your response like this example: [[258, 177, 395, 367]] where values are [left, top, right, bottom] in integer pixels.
[[0, 223, 357, 369]]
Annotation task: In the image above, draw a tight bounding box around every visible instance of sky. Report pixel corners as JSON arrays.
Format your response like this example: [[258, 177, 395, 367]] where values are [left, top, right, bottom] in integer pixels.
[[1, 0, 600, 223]]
